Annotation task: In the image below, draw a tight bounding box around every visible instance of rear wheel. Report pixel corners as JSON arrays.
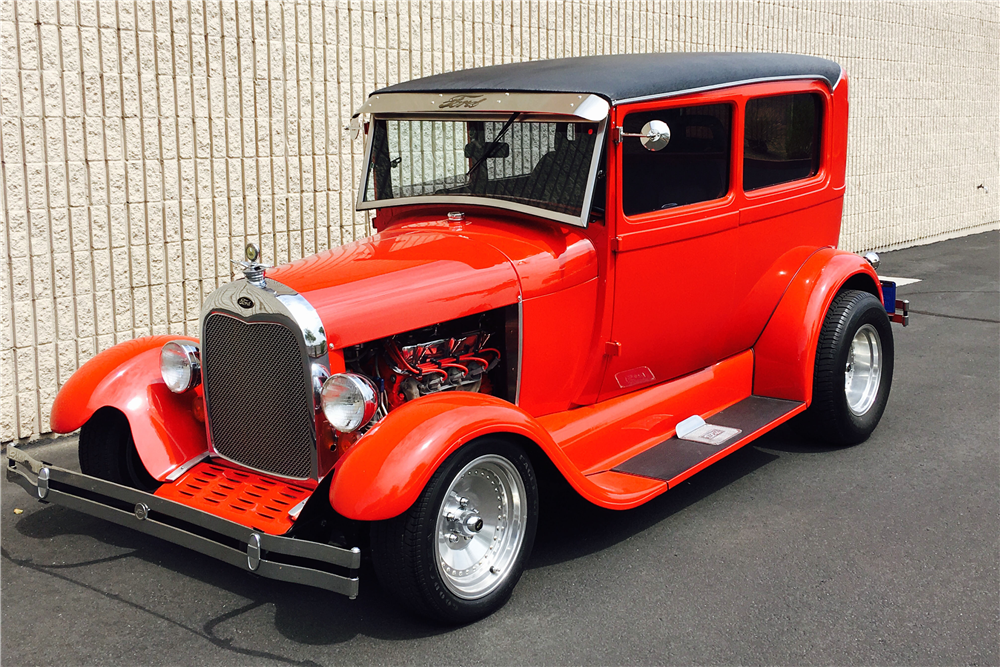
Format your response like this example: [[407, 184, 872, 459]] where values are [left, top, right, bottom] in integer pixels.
[[79, 408, 160, 491], [370, 437, 538, 624], [801, 289, 894, 445]]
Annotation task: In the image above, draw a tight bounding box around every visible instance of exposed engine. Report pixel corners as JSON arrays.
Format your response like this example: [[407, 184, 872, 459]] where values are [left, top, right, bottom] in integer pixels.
[[343, 311, 507, 421]]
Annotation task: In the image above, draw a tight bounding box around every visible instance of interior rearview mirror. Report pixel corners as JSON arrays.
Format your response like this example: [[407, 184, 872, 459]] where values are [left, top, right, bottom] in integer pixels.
[[464, 141, 511, 159]]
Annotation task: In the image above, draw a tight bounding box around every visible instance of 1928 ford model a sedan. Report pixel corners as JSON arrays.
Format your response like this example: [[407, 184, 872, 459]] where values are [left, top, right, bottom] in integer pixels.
[[7, 53, 908, 624]]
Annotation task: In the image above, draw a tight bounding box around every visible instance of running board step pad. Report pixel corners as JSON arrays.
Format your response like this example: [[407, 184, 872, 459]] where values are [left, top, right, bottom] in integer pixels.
[[612, 396, 803, 484]]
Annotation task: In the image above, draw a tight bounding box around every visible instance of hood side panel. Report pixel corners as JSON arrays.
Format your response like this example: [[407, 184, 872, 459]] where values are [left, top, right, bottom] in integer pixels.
[[378, 213, 599, 299], [446, 223, 597, 299], [267, 231, 520, 349]]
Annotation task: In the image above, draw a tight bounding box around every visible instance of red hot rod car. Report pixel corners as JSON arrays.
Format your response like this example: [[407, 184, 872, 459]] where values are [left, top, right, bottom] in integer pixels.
[[7, 53, 909, 624]]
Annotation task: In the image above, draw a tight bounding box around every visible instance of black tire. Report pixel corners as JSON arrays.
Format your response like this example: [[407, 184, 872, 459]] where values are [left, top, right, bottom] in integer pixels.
[[79, 407, 160, 491], [801, 289, 894, 446], [370, 436, 539, 625]]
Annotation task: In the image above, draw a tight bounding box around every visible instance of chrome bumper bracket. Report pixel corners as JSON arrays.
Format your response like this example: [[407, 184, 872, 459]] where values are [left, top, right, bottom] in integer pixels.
[[247, 532, 262, 571], [890, 298, 909, 327], [5, 446, 360, 598], [37, 466, 49, 499]]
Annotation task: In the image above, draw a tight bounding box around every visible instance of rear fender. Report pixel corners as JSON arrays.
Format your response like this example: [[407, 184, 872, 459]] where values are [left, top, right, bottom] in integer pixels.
[[753, 249, 881, 402], [329, 392, 587, 521], [50, 336, 208, 480]]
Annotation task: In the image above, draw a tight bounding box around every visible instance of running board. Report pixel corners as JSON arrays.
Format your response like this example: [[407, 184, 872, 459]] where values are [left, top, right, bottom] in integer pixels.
[[612, 396, 804, 486]]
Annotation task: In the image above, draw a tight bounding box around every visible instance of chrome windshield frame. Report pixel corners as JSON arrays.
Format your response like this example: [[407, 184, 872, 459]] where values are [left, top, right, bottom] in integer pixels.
[[355, 91, 610, 121], [355, 114, 608, 229]]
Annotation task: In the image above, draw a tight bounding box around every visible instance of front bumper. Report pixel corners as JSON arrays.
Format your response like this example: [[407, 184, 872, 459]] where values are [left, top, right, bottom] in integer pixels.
[[5, 446, 360, 598]]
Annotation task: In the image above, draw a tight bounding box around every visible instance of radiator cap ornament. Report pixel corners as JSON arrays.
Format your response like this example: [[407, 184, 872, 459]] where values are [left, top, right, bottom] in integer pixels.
[[232, 243, 270, 288]]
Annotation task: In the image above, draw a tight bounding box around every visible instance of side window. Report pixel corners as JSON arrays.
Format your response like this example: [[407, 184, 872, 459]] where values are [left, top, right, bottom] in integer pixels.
[[743, 93, 822, 191], [621, 103, 732, 217]]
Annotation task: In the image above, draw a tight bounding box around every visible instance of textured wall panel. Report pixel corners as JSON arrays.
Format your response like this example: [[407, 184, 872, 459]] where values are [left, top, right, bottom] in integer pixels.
[[1, 0, 998, 441]]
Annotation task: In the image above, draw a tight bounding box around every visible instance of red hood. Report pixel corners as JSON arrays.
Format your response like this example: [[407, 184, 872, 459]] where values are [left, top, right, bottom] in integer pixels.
[[265, 217, 597, 349]]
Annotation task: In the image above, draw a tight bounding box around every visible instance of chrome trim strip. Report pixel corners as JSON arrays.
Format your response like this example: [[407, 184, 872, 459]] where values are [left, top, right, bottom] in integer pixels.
[[356, 112, 594, 123], [311, 363, 331, 403], [832, 66, 846, 90], [355, 91, 610, 121], [164, 451, 210, 482], [577, 118, 608, 226], [356, 118, 608, 229], [276, 293, 327, 358], [357, 193, 590, 228], [356, 122, 377, 214], [515, 299, 523, 405], [5, 447, 360, 597], [288, 498, 308, 519], [503, 304, 520, 405], [614, 74, 837, 106]]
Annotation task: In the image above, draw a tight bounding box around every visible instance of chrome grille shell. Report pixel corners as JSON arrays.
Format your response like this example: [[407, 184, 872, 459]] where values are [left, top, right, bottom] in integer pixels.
[[199, 278, 328, 480]]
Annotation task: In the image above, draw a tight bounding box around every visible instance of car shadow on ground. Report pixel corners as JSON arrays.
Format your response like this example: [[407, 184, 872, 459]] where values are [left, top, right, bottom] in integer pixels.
[[4, 503, 439, 651], [528, 421, 839, 568], [3, 422, 840, 652]]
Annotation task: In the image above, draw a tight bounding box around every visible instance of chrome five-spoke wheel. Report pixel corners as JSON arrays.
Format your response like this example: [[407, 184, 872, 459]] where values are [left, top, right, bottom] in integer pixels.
[[435, 455, 528, 599], [844, 323, 882, 416]]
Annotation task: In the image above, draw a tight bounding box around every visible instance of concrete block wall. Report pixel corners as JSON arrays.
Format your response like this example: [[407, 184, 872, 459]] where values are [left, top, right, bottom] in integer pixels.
[[2, 0, 998, 442]]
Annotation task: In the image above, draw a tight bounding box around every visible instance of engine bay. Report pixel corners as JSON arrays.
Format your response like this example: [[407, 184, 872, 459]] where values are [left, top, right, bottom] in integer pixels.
[[343, 308, 512, 425]]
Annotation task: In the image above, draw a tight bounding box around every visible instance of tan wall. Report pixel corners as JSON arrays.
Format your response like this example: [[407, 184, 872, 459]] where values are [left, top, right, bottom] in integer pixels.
[[2, 0, 998, 442]]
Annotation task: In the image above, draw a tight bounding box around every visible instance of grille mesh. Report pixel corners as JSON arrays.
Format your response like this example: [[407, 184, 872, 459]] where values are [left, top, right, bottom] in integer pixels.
[[202, 314, 315, 479]]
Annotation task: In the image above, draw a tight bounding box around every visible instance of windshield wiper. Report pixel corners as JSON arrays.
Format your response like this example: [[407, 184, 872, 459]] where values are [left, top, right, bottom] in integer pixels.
[[466, 112, 520, 179]]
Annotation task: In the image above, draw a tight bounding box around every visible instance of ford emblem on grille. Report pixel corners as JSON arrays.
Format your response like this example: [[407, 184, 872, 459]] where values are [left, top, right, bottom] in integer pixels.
[[237, 296, 254, 309]]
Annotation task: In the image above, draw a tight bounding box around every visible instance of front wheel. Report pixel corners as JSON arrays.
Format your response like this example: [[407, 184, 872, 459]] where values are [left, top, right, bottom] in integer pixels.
[[801, 289, 895, 445], [370, 437, 538, 624]]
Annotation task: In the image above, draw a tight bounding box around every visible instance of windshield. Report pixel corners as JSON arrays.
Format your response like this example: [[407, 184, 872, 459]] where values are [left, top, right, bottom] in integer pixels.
[[360, 117, 602, 224]]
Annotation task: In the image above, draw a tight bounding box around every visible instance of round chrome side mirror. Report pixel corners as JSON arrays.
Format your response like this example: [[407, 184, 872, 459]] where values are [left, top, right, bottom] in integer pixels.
[[639, 120, 671, 151], [620, 120, 672, 152]]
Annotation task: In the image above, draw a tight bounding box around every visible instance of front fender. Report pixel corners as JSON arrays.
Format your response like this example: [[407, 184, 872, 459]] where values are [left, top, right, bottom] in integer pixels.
[[50, 335, 207, 480], [753, 249, 881, 402], [329, 392, 572, 521]]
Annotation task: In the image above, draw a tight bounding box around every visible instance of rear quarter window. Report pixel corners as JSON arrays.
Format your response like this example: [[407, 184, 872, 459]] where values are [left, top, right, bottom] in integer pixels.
[[743, 93, 822, 191]]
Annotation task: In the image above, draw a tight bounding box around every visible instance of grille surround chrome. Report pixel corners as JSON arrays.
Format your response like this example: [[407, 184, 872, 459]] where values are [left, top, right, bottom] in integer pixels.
[[199, 278, 329, 480]]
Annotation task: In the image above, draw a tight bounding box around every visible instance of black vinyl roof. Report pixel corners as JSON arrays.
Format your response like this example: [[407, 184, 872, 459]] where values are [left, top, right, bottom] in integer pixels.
[[376, 52, 842, 103]]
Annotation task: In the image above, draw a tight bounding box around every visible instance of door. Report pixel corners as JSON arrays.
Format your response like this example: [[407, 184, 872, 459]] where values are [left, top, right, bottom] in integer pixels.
[[726, 84, 839, 354], [600, 100, 740, 401]]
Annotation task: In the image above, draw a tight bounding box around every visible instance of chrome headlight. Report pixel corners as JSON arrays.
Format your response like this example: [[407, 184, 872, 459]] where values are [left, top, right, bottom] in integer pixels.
[[320, 373, 378, 433], [160, 341, 202, 393]]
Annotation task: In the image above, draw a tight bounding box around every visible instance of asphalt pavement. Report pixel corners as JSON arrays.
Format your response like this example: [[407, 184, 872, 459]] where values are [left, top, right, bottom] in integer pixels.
[[2, 231, 998, 666]]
